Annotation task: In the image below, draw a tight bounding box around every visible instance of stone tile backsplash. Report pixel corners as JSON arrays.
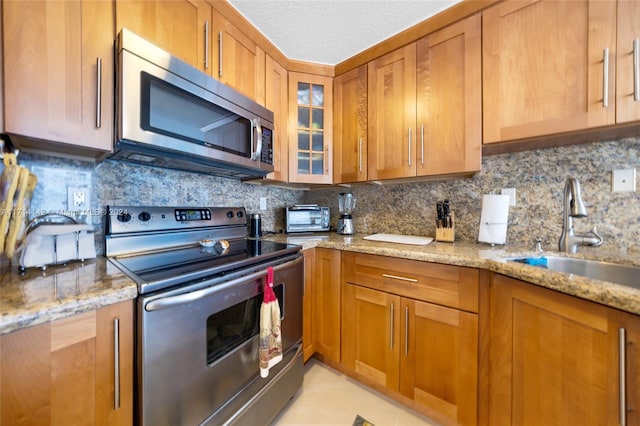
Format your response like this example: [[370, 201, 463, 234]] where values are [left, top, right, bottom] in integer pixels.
[[304, 138, 640, 253], [13, 136, 640, 255]]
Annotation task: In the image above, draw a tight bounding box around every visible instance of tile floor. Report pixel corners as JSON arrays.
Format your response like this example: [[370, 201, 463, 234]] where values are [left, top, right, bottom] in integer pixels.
[[271, 359, 440, 426]]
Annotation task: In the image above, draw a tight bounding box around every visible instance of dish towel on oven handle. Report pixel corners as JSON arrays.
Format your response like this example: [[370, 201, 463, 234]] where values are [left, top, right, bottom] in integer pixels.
[[259, 266, 283, 378]]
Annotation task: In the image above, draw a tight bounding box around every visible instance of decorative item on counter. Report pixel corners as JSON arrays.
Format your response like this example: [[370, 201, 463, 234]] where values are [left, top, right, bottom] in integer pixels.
[[435, 199, 455, 242], [0, 135, 39, 259], [15, 214, 96, 270], [259, 266, 282, 378], [478, 193, 510, 245]]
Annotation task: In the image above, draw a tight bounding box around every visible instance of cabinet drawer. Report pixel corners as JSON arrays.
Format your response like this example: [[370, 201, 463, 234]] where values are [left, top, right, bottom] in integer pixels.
[[342, 252, 478, 313]]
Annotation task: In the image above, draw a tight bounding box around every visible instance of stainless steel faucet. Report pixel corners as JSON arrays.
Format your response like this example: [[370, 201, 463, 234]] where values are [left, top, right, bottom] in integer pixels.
[[558, 177, 603, 253]]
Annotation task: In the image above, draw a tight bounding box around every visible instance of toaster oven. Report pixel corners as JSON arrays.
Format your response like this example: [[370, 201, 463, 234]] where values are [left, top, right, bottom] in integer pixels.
[[284, 205, 330, 233]]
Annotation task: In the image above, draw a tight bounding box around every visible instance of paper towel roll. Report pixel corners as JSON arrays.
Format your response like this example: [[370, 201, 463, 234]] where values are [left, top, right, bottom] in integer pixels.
[[478, 194, 510, 245]]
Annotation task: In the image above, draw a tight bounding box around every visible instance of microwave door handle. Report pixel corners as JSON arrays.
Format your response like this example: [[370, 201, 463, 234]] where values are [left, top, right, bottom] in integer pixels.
[[251, 118, 263, 161]]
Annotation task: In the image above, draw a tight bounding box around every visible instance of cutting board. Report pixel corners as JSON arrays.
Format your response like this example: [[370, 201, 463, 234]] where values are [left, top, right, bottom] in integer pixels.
[[363, 233, 434, 246]]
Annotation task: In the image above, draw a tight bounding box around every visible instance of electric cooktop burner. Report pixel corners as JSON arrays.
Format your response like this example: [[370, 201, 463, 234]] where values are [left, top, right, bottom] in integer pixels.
[[105, 206, 300, 294]]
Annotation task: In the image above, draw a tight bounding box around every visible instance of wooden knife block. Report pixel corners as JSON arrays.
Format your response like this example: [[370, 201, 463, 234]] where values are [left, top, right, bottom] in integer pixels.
[[436, 211, 455, 242]]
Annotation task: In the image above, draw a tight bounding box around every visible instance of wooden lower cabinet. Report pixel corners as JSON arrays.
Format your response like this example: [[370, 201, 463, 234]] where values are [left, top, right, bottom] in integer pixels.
[[313, 248, 341, 363], [302, 248, 315, 362], [341, 252, 479, 425], [488, 274, 636, 425], [0, 300, 134, 425]]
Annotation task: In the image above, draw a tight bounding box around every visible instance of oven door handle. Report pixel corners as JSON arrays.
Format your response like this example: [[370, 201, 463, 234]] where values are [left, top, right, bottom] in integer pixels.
[[144, 255, 303, 311]]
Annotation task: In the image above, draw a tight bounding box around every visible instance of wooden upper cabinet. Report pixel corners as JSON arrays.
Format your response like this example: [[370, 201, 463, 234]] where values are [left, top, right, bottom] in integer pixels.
[[334, 65, 368, 184], [367, 44, 417, 180], [616, 0, 640, 124], [264, 56, 289, 182], [483, 0, 617, 144], [288, 73, 334, 184], [416, 14, 481, 176], [3, 0, 114, 152], [210, 9, 266, 103], [116, 0, 211, 74]]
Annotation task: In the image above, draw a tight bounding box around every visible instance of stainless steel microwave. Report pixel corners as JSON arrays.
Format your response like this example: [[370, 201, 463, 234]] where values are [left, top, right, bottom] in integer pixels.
[[285, 205, 330, 233], [111, 29, 274, 180]]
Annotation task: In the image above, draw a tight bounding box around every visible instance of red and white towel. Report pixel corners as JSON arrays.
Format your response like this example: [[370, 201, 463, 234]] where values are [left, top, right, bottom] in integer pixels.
[[259, 266, 283, 378]]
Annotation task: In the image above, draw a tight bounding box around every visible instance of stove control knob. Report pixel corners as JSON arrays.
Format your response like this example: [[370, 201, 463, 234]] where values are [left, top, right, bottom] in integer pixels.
[[226, 211, 234, 218], [138, 211, 151, 222], [236, 210, 244, 218], [116, 212, 131, 223]]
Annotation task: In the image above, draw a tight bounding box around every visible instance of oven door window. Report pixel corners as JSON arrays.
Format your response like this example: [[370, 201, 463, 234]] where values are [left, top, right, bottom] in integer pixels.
[[206, 284, 284, 366], [140, 72, 252, 159]]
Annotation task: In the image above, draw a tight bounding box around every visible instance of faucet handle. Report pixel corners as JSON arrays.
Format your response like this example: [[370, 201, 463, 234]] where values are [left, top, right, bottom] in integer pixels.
[[589, 227, 603, 247], [533, 237, 544, 252]]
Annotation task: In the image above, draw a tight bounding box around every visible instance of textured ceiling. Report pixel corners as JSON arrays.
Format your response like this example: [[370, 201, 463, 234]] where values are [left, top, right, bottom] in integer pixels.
[[227, 0, 461, 65]]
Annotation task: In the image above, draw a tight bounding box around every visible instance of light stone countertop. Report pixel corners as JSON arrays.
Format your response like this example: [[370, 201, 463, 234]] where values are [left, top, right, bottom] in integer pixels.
[[0, 257, 137, 335], [269, 232, 640, 316], [2, 233, 640, 336]]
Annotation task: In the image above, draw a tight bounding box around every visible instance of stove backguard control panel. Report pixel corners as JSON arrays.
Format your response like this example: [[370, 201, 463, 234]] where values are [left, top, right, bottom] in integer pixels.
[[106, 206, 247, 234]]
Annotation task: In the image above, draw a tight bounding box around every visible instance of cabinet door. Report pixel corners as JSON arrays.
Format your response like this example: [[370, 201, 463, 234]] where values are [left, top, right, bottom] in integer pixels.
[[334, 65, 368, 184], [302, 248, 316, 362], [211, 9, 265, 102], [264, 56, 289, 182], [367, 44, 417, 180], [483, 0, 617, 143], [116, 0, 210, 74], [0, 301, 134, 425], [622, 312, 640, 425], [3, 0, 113, 152], [96, 301, 134, 426], [289, 73, 334, 184], [314, 248, 341, 362], [400, 299, 478, 425], [342, 283, 400, 391], [616, 0, 640, 123], [489, 274, 619, 425], [416, 14, 481, 176]]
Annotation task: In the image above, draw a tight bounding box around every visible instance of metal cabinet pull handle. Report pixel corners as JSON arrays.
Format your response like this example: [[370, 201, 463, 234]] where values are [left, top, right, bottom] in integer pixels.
[[389, 303, 395, 350], [204, 20, 210, 70], [218, 31, 223, 78], [96, 57, 102, 128], [358, 138, 363, 173], [408, 128, 412, 166], [620, 327, 627, 426], [382, 273, 418, 283], [325, 146, 330, 173], [420, 124, 425, 166], [114, 318, 120, 410], [634, 39, 639, 102], [603, 47, 610, 108], [404, 306, 409, 356]]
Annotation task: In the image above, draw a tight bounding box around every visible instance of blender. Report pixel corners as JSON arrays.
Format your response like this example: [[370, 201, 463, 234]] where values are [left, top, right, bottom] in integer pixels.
[[337, 192, 356, 235]]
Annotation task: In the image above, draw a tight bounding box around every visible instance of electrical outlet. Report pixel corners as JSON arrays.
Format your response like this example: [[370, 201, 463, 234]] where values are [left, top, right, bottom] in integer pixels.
[[259, 197, 267, 211], [67, 187, 90, 211], [501, 187, 517, 207], [612, 168, 636, 192]]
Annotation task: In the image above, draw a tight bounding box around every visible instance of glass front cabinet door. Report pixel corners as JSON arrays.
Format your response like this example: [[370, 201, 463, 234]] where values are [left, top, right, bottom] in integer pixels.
[[288, 72, 333, 184]]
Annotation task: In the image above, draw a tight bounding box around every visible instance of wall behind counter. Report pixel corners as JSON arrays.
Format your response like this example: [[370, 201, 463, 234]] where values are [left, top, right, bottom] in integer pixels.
[[21, 155, 304, 254], [304, 138, 640, 253]]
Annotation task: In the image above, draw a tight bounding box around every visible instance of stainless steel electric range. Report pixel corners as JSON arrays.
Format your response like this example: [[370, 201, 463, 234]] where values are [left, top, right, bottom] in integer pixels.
[[105, 206, 303, 426]]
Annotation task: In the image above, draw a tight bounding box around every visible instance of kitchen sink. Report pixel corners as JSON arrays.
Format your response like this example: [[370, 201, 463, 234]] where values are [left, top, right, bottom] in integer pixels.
[[509, 255, 640, 289]]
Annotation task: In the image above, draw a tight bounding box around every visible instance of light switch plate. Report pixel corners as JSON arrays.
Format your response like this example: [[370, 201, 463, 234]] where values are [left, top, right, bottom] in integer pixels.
[[259, 197, 267, 211], [612, 168, 636, 193]]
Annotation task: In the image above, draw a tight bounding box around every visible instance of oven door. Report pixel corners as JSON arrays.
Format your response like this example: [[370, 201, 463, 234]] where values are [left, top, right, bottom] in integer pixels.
[[137, 254, 303, 426]]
